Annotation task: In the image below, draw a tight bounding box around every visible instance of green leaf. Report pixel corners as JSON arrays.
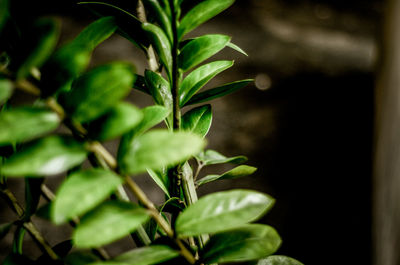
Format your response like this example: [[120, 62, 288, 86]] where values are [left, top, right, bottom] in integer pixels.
[[178, 0, 235, 39], [227, 42, 248, 56], [0, 107, 60, 146], [201, 224, 282, 263], [196, 149, 247, 165], [142, 0, 173, 43], [196, 165, 257, 186], [178, 34, 231, 72], [90, 245, 179, 265], [73, 201, 150, 248], [1, 136, 87, 177], [179, 60, 233, 106], [65, 252, 100, 265], [144, 70, 172, 109], [119, 130, 205, 175], [12, 226, 25, 254], [36, 203, 51, 220], [147, 169, 170, 197], [51, 169, 124, 225], [0, 79, 13, 104], [182, 105, 212, 137], [16, 18, 60, 79], [142, 23, 172, 76], [24, 178, 44, 219], [186, 79, 252, 105], [175, 189, 274, 237], [87, 102, 143, 141], [257, 256, 304, 265], [0, 223, 13, 240], [133, 74, 150, 94], [0, 0, 9, 33], [61, 63, 135, 122]]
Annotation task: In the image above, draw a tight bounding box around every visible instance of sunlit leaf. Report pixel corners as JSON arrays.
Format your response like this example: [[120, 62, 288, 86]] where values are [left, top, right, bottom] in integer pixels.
[[51, 169, 124, 224], [196, 165, 257, 186], [196, 149, 247, 165], [1, 136, 87, 177], [257, 255, 304, 265], [201, 224, 281, 263], [182, 105, 212, 137], [227, 42, 248, 56], [175, 189, 274, 236], [73, 201, 150, 248]]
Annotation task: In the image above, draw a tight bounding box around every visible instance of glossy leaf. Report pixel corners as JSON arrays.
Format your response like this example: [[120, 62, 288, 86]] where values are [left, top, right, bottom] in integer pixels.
[[24, 178, 44, 219], [186, 79, 253, 105], [16, 18, 60, 79], [145, 70, 172, 109], [61, 63, 135, 122], [178, 0, 234, 39], [51, 169, 124, 224], [175, 189, 274, 236], [196, 165, 257, 186], [196, 149, 247, 165], [119, 130, 205, 175], [90, 245, 179, 265], [181, 105, 212, 137], [179, 60, 233, 106], [257, 256, 304, 265], [142, 23, 172, 75], [0, 107, 60, 146], [0, 79, 13, 104], [87, 102, 143, 141], [178, 34, 231, 72], [227, 42, 248, 56], [147, 169, 170, 197], [73, 201, 150, 248], [201, 224, 281, 263], [1, 136, 87, 177], [142, 0, 173, 43]]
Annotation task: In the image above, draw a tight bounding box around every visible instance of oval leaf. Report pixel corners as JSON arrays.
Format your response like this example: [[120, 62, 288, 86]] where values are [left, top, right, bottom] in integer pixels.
[[51, 168, 124, 224], [186, 79, 252, 105], [0, 79, 13, 104], [178, 34, 231, 72], [61, 63, 135, 122], [196, 165, 257, 186], [87, 102, 143, 141], [182, 104, 212, 137], [144, 70, 172, 109], [257, 256, 304, 265], [0, 107, 60, 146], [196, 149, 247, 165], [175, 189, 274, 236], [1, 136, 87, 177], [119, 130, 205, 175], [73, 201, 150, 248], [201, 224, 282, 263], [178, 0, 234, 39]]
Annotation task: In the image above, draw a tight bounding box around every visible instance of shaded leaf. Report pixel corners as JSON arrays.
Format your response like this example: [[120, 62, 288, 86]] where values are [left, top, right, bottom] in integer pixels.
[[201, 224, 281, 263], [147, 169, 170, 197], [227, 42, 248, 56], [64, 252, 100, 265], [73, 201, 150, 248], [178, 34, 231, 72], [0, 78, 13, 104], [61, 63, 135, 122], [182, 105, 212, 137], [0, 223, 13, 240], [2, 253, 35, 265], [133, 74, 150, 94], [142, 0, 173, 43], [37, 240, 73, 263], [196, 149, 247, 165], [0, 0, 9, 32], [175, 189, 274, 236], [0, 107, 60, 146], [36, 203, 51, 220], [145, 70, 172, 109], [179, 60, 233, 106], [257, 256, 304, 265], [51, 169, 124, 224], [1, 136, 87, 177], [12, 226, 25, 254], [196, 165, 257, 186], [24, 178, 44, 219], [186, 79, 252, 105], [178, 0, 234, 39], [119, 130, 205, 175], [87, 102, 143, 141]]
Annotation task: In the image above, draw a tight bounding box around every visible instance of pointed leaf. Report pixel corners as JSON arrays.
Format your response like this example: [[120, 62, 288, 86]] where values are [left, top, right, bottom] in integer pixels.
[[178, 34, 231, 72], [145, 70, 172, 109], [51, 169, 124, 224], [179, 60, 233, 106], [182, 105, 212, 137], [0, 78, 13, 104], [201, 224, 281, 263], [257, 256, 304, 265], [1, 136, 87, 177], [196, 149, 247, 165], [73, 201, 150, 248], [0, 107, 60, 146], [147, 169, 170, 197], [119, 130, 205, 175], [61, 63, 135, 122], [227, 42, 248, 56], [196, 165, 257, 186], [175, 189, 274, 236], [24, 178, 44, 219], [142, 0, 173, 43], [178, 0, 234, 39], [186, 79, 252, 105], [87, 102, 143, 141]]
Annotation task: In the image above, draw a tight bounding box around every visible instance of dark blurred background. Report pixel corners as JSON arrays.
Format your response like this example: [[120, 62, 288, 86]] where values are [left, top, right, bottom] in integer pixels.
[[0, 0, 384, 264]]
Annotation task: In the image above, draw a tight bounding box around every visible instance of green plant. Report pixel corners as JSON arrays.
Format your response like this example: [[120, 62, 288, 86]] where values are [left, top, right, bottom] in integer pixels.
[[0, 0, 303, 264]]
